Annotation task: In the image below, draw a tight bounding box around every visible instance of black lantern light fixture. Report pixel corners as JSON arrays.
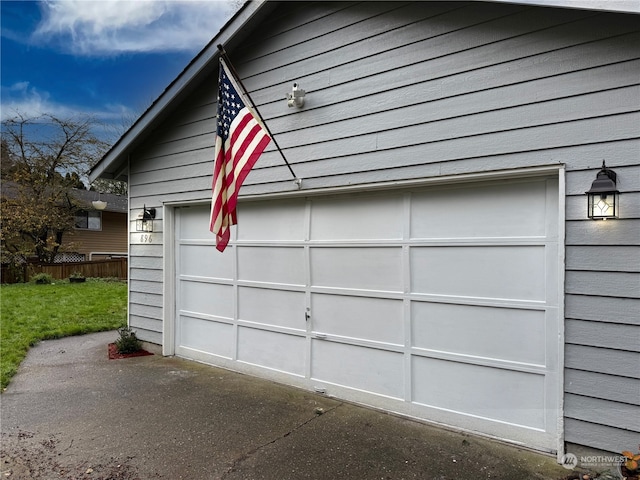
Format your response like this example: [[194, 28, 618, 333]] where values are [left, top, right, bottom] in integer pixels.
[[586, 161, 619, 220], [136, 205, 156, 232]]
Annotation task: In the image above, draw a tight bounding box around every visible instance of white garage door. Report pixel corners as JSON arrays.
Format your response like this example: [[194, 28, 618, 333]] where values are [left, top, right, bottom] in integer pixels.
[[173, 176, 561, 452]]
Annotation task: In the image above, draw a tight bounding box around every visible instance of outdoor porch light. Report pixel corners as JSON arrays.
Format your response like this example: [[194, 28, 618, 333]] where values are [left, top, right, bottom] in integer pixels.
[[586, 161, 619, 220], [92, 192, 107, 210], [136, 205, 156, 232]]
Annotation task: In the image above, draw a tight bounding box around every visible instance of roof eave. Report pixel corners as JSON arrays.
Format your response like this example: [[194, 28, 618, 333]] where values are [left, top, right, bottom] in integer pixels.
[[486, 0, 640, 14]]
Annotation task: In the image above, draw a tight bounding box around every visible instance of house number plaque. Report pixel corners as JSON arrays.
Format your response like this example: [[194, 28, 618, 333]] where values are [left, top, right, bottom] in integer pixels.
[[130, 231, 161, 245], [139, 233, 153, 244]]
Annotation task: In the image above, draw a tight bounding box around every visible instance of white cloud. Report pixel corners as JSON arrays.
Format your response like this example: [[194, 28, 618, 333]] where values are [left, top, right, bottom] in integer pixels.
[[1, 81, 135, 124], [32, 0, 233, 56], [1, 82, 58, 120]]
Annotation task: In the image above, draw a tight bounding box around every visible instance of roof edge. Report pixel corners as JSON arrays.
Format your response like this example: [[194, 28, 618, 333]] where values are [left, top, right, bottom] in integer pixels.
[[486, 0, 640, 14], [89, 0, 272, 183]]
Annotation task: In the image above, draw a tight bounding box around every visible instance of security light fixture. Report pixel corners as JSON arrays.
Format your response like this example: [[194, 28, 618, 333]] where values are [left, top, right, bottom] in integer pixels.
[[136, 205, 156, 232], [586, 161, 619, 220], [286, 83, 305, 108]]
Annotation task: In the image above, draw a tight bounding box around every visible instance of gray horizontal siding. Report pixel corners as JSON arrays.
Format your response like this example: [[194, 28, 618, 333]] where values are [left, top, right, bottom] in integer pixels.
[[129, 255, 163, 270], [125, 1, 640, 454], [565, 271, 640, 298], [565, 418, 640, 454], [129, 291, 163, 309], [566, 220, 640, 246], [565, 319, 639, 351], [565, 394, 640, 432], [565, 369, 640, 405], [566, 345, 639, 379], [127, 226, 165, 341], [566, 246, 640, 272], [565, 295, 640, 325], [129, 303, 163, 320], [129, 317, 162, 345]]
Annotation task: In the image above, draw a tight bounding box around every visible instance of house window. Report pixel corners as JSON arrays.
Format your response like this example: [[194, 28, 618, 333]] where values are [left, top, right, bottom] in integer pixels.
[[75, 210, 102, 230]]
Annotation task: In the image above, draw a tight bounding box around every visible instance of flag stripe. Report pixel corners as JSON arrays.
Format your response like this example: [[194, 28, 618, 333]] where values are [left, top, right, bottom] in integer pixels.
[[210, 59, 271, 252]]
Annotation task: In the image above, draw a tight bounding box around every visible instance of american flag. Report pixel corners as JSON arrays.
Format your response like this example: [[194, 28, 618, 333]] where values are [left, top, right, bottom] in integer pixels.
[[210, 58, 271, 252]]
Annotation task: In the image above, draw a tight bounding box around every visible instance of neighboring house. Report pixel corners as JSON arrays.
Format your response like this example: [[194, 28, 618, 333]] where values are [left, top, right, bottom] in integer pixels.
[[90, 1, 640, 460], [66, 189, 128, 261], [0, 182, 128, 262]]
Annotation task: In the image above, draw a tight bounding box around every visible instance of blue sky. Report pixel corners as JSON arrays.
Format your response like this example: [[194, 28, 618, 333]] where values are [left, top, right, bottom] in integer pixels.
[[1, 0, 236, 137]]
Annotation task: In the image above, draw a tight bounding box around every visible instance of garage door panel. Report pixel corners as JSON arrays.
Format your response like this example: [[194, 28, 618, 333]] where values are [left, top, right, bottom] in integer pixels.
[[180, 281, 234, 319], [411, 302, 546, 365], [412, 357, 546, 429], [237, 200, 305, 241], [310, 194, 403, 240], [180, 244, 234, 279], [238, 287, 306, 330], [410, 181, 548, 239], [237, 328, 305, 376], [312, 341, 404, 399], [178, 206, 215, 240], [411, 246, 546, 301], [312, 294, 404, 345], [238, 246, 305, 285], [179, 317, 234, 358], [310, 247, 403, 292]]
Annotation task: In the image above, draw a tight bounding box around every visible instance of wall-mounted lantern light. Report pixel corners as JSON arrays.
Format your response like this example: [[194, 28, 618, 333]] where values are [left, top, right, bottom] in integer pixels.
[[286, 83, 305, 108], [586, 161, 619, 220], [136, 205, 156, 232]]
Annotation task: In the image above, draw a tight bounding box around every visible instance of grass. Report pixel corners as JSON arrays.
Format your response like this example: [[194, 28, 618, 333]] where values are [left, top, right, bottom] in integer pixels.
[[0, 279, 127, 391]]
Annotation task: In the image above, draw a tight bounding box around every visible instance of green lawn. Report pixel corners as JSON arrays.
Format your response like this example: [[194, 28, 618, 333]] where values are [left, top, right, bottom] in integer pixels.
[[0, 279, 127, 390]]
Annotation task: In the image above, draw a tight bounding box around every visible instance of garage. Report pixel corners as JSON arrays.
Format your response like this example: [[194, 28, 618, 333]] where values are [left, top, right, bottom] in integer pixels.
[[171, 174, 562, 451], [88, 0, 640, 458]]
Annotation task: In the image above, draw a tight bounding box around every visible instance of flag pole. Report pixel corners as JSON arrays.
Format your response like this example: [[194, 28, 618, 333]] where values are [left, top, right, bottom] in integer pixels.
[[217, 44, 301, 187]]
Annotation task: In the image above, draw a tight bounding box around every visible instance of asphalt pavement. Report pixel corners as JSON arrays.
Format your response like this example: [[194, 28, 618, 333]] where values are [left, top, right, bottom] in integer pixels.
[[1, 331, 575, 479]]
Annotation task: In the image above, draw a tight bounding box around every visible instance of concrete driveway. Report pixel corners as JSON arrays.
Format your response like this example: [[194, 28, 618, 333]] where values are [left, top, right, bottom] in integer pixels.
[[1, 331, 573, 479]]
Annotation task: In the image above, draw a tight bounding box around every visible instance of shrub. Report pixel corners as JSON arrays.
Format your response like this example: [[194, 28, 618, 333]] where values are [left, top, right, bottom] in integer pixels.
[[31, 273, 53, 284], [114, 326, 142, 354], [623, 450, 640, 474], [68, 271, 86, 283]]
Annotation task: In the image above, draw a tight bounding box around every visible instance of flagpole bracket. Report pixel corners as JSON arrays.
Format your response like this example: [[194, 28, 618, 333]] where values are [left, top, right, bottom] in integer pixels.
[[294, 178, 303, 190]]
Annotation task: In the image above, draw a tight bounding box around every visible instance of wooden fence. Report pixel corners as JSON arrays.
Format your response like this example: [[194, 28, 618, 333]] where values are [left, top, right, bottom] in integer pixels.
[[1, 258, 128, 284]]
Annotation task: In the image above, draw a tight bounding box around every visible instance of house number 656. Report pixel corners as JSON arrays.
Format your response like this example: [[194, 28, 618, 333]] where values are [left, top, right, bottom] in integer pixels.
[[140, 234, 153, 243]]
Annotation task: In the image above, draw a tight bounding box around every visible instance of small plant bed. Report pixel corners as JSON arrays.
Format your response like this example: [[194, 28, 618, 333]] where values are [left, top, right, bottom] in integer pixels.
[[108, 326, 153, 360], [107, 342, 153, 360]]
